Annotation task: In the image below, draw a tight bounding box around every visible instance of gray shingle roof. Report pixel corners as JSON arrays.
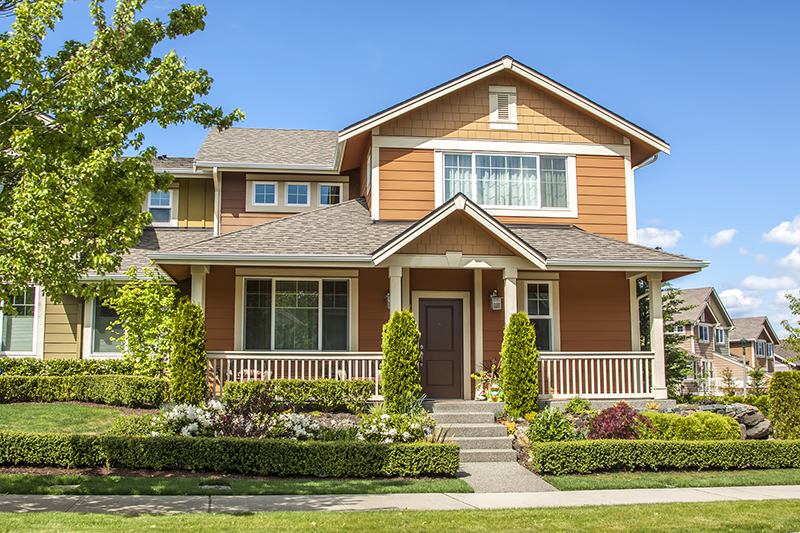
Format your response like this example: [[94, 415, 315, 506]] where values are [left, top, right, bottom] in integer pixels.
[[119, 227, 214, 271], [732, 317, 771, 341], [671, 287, 714, 323], [150, 157, 195, 170], [196, 128, 339, 167]]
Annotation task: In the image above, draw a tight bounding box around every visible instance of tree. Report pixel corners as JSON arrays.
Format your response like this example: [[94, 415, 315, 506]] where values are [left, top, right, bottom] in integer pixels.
[[0, 0, 243, 306], [170, 297, 206, 405], [499, 311, 538, 417], [748, 364, 768, 396], [720, 367, 737, 397], [781, 293, 800, 360], [380, 310, 422, 413]]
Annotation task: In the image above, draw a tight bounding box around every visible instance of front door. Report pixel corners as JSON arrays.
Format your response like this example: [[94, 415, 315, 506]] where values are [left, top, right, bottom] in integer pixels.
[[419, 298, 463, 399]]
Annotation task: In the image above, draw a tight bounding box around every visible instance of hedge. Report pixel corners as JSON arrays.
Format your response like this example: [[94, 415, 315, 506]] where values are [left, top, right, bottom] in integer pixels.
[[529, 440, 800, 475], [0, 432, 460, 477], [0, 357, 136, 376], [223, 379, 375, 413], [769, 372, 800, 439], [0, 375, 169, 408]]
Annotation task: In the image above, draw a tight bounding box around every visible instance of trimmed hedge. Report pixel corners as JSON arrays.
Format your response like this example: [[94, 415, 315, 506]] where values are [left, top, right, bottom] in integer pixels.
[[0, 357, 136, 376], [640, 411, 741, 441], [769, 372, 800, 439], [529, 440, 800, 475], [223, 379, 375, 414], [0, 375, 169, 408], [0, 432, 459, 477]]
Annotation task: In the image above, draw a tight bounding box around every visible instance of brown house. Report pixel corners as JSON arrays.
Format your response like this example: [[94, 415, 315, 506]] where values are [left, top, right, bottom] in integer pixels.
[[8, 57, 709, 402]]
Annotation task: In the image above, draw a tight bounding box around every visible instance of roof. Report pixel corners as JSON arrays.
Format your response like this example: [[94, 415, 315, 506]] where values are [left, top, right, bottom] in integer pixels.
[[150, 156, 195, 170], [195, 128, 339, 168], [671, 288, 714, 323], [731, 317, 780, 343]]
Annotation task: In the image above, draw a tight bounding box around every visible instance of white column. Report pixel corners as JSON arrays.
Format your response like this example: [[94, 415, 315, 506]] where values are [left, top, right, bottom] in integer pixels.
[[503, 267, 518, 324], [191, 265, 210, 313], [388, 266, 402, 315], [474, 269, 484, 375], [648, 272, 667, 399]]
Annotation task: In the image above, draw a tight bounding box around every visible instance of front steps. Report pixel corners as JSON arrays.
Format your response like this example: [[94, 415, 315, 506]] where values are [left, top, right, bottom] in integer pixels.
[[424, 400, 516, 463]]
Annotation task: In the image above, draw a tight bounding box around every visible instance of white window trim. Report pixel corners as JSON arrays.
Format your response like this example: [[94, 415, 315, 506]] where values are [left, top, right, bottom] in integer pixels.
[[489, 85, 518, 130], [239, 277, 351, 352], [767, 343, 773, 358], [698, 325, 709, 342], [81, 297, 123, 359], [146, 188, 178, 227], [317, 183, 343, 207], [672, 324, 685, 334], [285, 183, 311, 207], [0, 286, 40, 357], [434, 150, 578, 218], [715, 328, 725, 343], [251, 181, 278, 207], [521, 280, 560, 352]]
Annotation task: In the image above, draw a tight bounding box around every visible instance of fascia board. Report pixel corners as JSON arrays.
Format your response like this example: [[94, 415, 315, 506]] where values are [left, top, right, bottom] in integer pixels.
[[547, 259, 710, 270], [149, 253, 374, 266], [194, 161, 339, 173], [709, 288, 735, 327], [764, 319, 781, 344], [152, 169, 206, 177], [372, 203, 459, 264]]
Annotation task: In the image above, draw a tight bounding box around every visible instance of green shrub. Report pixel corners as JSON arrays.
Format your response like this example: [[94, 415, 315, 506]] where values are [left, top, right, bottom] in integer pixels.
[[0, 432, 459, 477], [380, 310, 422, 414], [563, 396, 592, 415], [0, 358, 136, 376], [769, 372, 800, 439], [527, 407, 581, 442], [170, 298, 207, 405], [499, 312, 538, 417], [529, 439, 800, 475], [106, 414, 155, 437], [0, 375, 168, 407], [223, 379, 374, 414], [742, 394, 771, 419], [639, 412, 679, 440], [640, 411, 740, 441]]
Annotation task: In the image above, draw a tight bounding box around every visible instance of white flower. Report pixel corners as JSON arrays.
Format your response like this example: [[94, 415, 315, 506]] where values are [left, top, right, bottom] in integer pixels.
[[380, 414, 390, 420], [402, 431, 411, 440]]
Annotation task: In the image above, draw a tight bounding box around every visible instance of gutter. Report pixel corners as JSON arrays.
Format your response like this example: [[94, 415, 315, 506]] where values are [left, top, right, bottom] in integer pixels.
[[546, 259, 710, 270], [149, 253, 374, 265]]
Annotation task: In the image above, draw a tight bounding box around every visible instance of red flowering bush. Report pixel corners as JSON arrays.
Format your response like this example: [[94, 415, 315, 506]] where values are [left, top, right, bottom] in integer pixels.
[[587, 401, 654, 440]]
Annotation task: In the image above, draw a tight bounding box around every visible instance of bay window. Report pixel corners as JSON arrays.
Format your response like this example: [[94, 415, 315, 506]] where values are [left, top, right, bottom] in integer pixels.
[[1, 287, 37, 354], [525, 282, 553, 352]]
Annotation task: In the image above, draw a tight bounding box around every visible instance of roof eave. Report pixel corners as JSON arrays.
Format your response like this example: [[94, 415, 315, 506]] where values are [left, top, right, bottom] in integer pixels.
[[547, 259, 709, 271], [194, 161, 339, 173], [149, 253, 375, 266]]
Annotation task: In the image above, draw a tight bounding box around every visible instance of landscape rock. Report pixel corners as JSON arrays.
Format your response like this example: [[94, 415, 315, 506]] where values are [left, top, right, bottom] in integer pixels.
[[746, 419, 773, 440], [739, 423, 747, 440]]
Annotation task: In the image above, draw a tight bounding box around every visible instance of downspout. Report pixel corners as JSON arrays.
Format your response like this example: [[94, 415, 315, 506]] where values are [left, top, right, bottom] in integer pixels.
[[212, 166, 221, 236]]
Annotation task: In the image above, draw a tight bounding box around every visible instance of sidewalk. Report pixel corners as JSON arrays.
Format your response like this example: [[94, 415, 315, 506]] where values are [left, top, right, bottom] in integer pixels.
[[2, 485, 800, 514]]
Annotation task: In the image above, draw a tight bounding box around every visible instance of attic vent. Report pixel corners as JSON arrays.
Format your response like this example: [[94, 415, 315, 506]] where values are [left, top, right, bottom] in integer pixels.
[[489, 85, 517, 130]]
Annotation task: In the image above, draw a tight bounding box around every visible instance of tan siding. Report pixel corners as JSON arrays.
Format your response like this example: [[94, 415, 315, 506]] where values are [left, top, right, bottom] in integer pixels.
[[482, 270, 504, 363], [379, 149, 435, 220], [399, 212, 515, 256], [559, 271, 631, 352], [220, 173, 292, 233], [42, 296, 82, 360], [380, 72, 624, 145], [205, 266, 235, 351], [358, 269, 389, 351], [176, 178, 214, 228]]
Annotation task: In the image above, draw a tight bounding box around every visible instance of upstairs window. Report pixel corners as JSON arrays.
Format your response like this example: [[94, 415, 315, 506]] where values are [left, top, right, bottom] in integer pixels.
[[756, 341, 765, 357], [489, 85, 517, 130], [671, 325, 685, 334], [715, 328, 726, 344], [148, 190, 174, 226], [767, 343, 773, 358], [252, 182, 277, 206], [319, 184, 342, 206], [286, 184, 310, 207], [1, 287, 36, 354], [697, 325, 709, 342]]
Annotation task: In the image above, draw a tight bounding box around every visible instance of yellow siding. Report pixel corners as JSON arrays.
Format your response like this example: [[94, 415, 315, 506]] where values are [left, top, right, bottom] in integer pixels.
[[176, 178, 214, 228], [43, 296, 83, 360]]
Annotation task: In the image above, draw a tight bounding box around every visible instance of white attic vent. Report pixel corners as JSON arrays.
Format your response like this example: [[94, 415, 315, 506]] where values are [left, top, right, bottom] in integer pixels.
[[489, 85, 517, 130]]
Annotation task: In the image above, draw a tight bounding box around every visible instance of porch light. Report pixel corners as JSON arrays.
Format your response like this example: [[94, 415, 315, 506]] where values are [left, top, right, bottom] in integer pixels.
[[489, 290, 502, 311], [385, 292, 391, 309]]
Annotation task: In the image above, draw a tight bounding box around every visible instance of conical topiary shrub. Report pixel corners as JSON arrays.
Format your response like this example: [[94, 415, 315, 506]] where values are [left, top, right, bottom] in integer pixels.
[[380, 310, 422, 413], [500, 311, 539, 417], [170, 297, 207, 405]]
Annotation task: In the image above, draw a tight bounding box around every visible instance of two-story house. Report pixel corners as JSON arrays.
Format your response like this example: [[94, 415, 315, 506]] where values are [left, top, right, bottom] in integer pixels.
[[9, 57, 708, 402], [726, 317, 780, 374]]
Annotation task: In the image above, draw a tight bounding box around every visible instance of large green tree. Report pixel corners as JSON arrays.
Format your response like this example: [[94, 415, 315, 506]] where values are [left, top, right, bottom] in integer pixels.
[[781, 293, 800, 360], [0, 0, 243, 305]]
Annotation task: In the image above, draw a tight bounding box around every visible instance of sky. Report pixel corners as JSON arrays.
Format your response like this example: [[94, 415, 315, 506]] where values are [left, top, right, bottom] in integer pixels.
[[4, 0, 800, 334]]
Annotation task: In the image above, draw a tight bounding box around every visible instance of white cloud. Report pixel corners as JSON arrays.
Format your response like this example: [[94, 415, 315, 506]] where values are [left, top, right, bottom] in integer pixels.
[[719, 288, 763, 316], [769, 289, 800, 327], [777, 248, 800, 275], [739, 248, 770, 265], [764, 215, 800, 245], [636, 228, 682, 248], [705, 228, 737, 248], [741, 275, 797, 290]]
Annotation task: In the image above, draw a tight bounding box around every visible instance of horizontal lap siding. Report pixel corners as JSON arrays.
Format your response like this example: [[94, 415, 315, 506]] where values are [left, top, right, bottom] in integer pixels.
[[483, 270, 504, 363], [43, 296, 82, 360], [559, 271, 631, 352], [358, 269, 389, 352], [220, 173, 292, 233], [379, 149, 435, 221], [205, 266, 235, 351]]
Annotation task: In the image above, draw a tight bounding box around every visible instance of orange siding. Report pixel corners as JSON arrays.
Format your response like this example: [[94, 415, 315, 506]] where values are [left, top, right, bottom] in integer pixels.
[[483, 270, 505, 363], [559, 271, 631, 352], [379, 148, 434, 220], [220, 173, 292, 233], [358, 269, 389, 351], [399, 212, 515, 256], [205, 266, 235, 351]]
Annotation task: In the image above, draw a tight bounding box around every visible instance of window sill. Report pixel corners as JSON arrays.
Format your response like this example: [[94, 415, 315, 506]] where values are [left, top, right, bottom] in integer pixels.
[[482, 206, 577, 218]]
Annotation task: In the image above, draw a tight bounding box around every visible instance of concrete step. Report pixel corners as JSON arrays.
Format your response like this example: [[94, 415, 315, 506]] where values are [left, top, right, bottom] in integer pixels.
[[451, 436, 513, 450], [442, 423, 509, 438], [459, 449, 518, 463], [430, 412, 496, 425], [424, 400, 504, 414]]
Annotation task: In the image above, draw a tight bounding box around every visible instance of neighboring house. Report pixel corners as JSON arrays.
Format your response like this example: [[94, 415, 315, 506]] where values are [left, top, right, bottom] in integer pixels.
[[669, 287, 734, 395], [774, 346, 799, 372], [4, 56, 710, 402], [726, 317, 780, 374]]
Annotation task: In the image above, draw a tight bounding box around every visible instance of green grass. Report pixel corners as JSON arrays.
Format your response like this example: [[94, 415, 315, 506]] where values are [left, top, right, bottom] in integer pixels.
[[0, 501, 799, 532], [0, 404, 122, 434], [0, 474, 472, 495], [545, 468, 800, 491]]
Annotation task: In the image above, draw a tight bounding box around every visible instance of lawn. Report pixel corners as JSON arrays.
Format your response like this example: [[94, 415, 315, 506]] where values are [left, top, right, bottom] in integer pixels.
[[0, 500, 798, 532], [0, 404, 123, 434], [545, 468, 800, 491], [0, 474, 472, 495]]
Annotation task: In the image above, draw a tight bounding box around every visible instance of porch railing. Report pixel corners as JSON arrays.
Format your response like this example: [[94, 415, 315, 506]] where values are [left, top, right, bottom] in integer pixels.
[[206, 351, 383, 399], [538, 352, 655, 400]]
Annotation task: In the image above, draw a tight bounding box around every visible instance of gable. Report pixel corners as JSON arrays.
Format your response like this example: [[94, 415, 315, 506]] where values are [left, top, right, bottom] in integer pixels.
[[379, 72, 625, 145], [398, 211, 516, 257]]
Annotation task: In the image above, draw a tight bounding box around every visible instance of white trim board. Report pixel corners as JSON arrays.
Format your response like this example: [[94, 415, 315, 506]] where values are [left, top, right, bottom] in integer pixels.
[[372, 136, 631, 158]]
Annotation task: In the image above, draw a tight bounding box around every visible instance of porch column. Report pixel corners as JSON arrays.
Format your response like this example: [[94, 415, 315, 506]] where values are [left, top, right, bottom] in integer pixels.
[[503, 267, 518, 324], [648, 272, 668, 399], [388, 266, 402, 315], [191, 265, 209, 313]]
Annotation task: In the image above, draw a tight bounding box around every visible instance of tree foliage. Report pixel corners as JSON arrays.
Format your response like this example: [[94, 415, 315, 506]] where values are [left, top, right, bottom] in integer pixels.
[[499, 311, 539, 417], [781, 293, 800, 360], [0, 0, 243, 305], [380, 310, 422, 414], [169, 297, 206, 405]]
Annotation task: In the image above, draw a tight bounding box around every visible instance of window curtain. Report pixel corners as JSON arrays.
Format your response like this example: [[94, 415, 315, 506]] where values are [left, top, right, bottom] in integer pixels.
[[444, 154, 472, 201], [476, 155, 538, 207], [540, 156, 567, 208]]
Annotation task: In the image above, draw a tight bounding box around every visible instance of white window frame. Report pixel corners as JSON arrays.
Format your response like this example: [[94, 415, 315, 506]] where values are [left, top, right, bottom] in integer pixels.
[[0, 286, 40, 357], [285, 183, 311, 207], [241, 277, 350, 352], [489, 85, 518, 130], [82, 297, 123, 359], [672, 324, 685, 334], [698, 325, 709, 342], [146, 189, 178, 227], [523, 281, 558, 352], [715, 328, 725, 344], [767, 343, 773, 358], [251, 181, 278, 207], [318, 183, 343, 206]]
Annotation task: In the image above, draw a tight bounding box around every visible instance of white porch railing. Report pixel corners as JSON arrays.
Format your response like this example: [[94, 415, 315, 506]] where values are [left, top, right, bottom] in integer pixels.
[[538, 352, 655, 400], [206, 351, 383, 399]]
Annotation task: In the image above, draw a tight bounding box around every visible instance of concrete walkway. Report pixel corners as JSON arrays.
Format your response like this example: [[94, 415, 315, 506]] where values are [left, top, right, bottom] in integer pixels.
[[2, 486, 800, 514], [457, 462, 558, 493]]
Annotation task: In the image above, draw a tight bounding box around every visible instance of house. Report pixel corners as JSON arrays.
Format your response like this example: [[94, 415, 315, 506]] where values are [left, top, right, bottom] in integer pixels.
[[3, 57, 710, 402], [726, 317, 780, 374], [774, 346, 799, 372], [669, 287, 734, 395]]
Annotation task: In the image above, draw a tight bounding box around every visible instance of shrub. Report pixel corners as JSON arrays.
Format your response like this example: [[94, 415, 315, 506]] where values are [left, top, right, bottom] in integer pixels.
[[769, 372, 800, 439], [742, 394, 771, 419], [0, 432, 460, 477], [107, 414, 155, 437], [151, 402, 224, 437], [222, 379, 374, 414], [640, 411, 740, 441], [499, 312, 538, 418], [563, 396, 592, 415], [357, 411, 435, 444], [527, 407, 581, 442], [170, 298, 207, 405], [587, 401, 653, 440], [529, 439, 800, 475], [380, 310, 422, 414], [0, 375, 168, 407], [0, 358, 136, 377]]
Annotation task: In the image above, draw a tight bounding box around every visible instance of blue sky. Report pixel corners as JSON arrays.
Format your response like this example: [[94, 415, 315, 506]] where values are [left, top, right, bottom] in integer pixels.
[[7, 0, 800, 332]]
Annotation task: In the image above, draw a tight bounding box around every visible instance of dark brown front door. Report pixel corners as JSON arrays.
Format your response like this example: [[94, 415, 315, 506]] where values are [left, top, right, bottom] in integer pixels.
[[419, 298, 463, 399]]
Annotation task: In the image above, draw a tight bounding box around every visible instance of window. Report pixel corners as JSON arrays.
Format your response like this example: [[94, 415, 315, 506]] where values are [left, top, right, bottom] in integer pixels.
[[252, 182, 277, 206], [1, 287, 36, 353], [671, 325, 685, 334], [489, 85, 517, 129], [286, 184, 310, 207], [244, 279, 348, 351], [526, 282, 552, 351], [318, 184, 342, 206], [92, 298, 123, 354], [148, 190, 174, 225], [715, 328, 726, 344], [756, 341, 765, 357], [697, 325, 709, 342], [767, 343, 773, 358], [444, 153, 568, 209]]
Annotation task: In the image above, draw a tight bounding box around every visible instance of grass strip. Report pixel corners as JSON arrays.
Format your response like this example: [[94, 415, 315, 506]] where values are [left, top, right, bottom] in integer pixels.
[[545, 467, 800, 491], [0, 474, 472, 495], [0, 500, 798, 532], [0, 404, 122, 434]]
